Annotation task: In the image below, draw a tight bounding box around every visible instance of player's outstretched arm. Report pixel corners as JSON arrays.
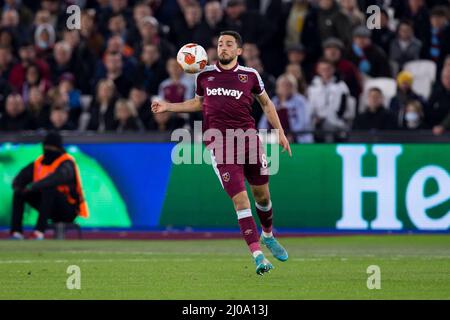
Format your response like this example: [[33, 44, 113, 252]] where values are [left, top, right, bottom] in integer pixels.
[[255, 91, 292, 157], [151, 96, 203, 113]]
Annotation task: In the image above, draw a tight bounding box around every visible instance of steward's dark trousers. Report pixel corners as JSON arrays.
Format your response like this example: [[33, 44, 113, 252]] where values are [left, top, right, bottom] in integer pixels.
[[11, 188, 78, 233]]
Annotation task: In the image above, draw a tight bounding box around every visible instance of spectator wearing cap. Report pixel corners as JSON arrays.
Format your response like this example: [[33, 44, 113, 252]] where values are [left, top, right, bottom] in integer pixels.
[[348, 26, 392, 78], [0, 92, 34, 131], [134, 15, 174, 61], [353, 87, 397, 130], [193, 0, 226, 49], [134, 43, 167, 96], [423, 6, 450, 77], [286, 44, 314, 84], [371, 9, 395, 56], [389, 71, 427, 120], [34, 23, 55, 60], [322, 37, 362, 98], [8, 40, 50, 92], [427, 65, 450, 127], [390, 20, 422, 71]]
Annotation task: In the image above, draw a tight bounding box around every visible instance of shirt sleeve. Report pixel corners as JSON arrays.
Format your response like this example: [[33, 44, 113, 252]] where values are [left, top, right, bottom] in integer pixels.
[[195, 73, 204, 97], [251, 70, 265, 95]]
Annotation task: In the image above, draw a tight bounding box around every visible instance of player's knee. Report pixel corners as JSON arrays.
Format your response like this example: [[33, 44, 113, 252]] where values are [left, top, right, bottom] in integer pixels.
[[253, 191, 270, 207], [232, 192, 250, 211]]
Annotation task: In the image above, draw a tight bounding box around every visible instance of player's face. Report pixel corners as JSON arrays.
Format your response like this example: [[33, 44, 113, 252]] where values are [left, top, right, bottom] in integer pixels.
[[217, 35, 242, 65]]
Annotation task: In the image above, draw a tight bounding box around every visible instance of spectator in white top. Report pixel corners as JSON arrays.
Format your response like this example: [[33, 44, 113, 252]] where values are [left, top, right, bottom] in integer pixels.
[[258, 73, 313, 143], [308, 59, 355, 135]]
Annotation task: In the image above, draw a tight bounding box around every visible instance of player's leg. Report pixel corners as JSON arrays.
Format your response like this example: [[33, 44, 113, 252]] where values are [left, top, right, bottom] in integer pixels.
[[250, 183, 288, 262], [231, 190, 273, 275]]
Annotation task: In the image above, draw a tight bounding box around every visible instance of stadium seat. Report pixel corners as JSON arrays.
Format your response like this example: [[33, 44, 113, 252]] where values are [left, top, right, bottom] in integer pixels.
[[403, 60, 437, 99], [47, 222, 82, 240], [360, 77, 397, 112]]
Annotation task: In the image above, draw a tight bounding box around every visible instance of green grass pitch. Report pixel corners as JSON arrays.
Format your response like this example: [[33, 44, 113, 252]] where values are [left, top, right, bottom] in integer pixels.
[[0, 235, 449, 299]]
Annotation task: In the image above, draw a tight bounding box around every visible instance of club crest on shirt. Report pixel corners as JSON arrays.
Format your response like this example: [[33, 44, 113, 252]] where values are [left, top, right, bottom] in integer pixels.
[[222, 172, 230, 182], [238, 74, 248, 83]]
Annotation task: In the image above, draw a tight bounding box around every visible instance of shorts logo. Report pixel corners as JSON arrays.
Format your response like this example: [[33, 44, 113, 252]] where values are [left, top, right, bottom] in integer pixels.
[[238, 74, 248, 83], [222, 172, 230, 182]]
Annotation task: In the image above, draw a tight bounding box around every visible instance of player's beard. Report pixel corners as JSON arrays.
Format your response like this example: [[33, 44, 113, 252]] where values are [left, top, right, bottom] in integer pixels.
[[218, 55, 235, 66]]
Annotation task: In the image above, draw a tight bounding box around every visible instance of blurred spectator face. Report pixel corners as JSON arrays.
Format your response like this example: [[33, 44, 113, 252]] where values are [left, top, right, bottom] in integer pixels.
[[398, 23, 413, 41], [105, 53, 123, 74], [129, 88, 147, 107], [207, 47, 218, 65], [6, 94, 25, 117], [139, 17, 158, 38], [115, 100, 134, 122], [63, 30, 80, 49], [242, 43, 259, 62], [245, 57, 263, 73], [205, 1, 223, 26], [59, 80, 73, 94], [184, 5, 202, 28], [317, 61, 335, 82], [430, 14, 448, 30], [367, 89, 384, 111], [97, 80, 115, 101], [35, 25, 55, 49], [324, 47, 341, 63], [441, 68, 450, 89], [26, 65, 40, 85], [404, 101, 423, 128], [81, 11, 95, 34], [19, 45, 35, 64], [340, 0, 357, 11], [226, 2, 246, 20], [318, 0, 334, 10], [287, 50, 305, 64], [353, 35, 370, 49], [141, 44, 160, 65], [276, 75, 296, 100], [35, 10, 51, 25], [109, 14, 126, 34], [408, 0, 424, 12], [0, 29, 13, 47], [41, 0, 59, 14], [167, 58, 183, 79], [50, 107, 69, 129], [111, 0, 127, 12], [285, 63, 302, 80], [380, 12, 389, 28], [29, 87, 44, 107], [1, 9, 19, 27], [0, 46, 12, 67], [107, 35, 124, 53], [133, 4, 152, 25], [54, 42, 72, 65]]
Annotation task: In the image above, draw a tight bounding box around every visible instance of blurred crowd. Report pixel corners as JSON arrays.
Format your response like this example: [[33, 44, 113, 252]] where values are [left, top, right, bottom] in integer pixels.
[[0, 0, 449, 142]]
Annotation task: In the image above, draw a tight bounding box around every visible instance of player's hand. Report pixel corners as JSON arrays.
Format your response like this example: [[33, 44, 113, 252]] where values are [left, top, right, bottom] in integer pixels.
[[151, 100, 170, 113], [279, 131, 292, 157]]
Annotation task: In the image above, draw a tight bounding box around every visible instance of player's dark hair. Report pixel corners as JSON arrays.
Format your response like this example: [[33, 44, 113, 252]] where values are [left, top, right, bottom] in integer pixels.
[[219, 31, 243, 48]]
